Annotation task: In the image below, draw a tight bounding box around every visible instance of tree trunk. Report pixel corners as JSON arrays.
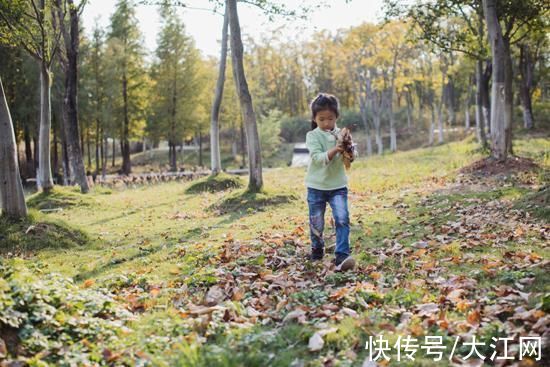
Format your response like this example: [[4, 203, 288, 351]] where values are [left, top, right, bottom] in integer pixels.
[[95, 119, 100, 177], [111, 137, 116, 167], [0, 78, 28, 218], [406, 90, 413, 129], [121, 69, 131, 174], [24, 125, 34, 178], [519, 43, 535, 129], [437, 90, 444, 144], [437, 65, 446, 144], [169, 141, 176, 172], [476, 60, 488, 147], [445, 79, 456, 126], [210, 4, 229, 175], [37, 61, 54, 191], [198, 130, 203, 168], [358, 96, 372, 156], [504, 38, 514, 156], [465, 79, 471, 129], [102, 133, 107, 179], [227, 0, 262, 192], [389, 55, 398, 152], [374, 115, 382, 155], [240, 118, 246, 168], [429, 98, 435, 146], [86, 129, 91, 168], [52, 116, 58, 181], [483, 0, 512, 161], [60, 114, 70, 186], [482, 60, 492, 134], [33, 134, 38, 174]]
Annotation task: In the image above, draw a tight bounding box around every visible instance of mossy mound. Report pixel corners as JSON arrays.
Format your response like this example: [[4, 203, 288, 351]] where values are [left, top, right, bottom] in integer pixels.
[[185, 172, 243, 194], [26, 185, 96, 210], [0, 211, 90, 255], [209, 188, 298, 214]]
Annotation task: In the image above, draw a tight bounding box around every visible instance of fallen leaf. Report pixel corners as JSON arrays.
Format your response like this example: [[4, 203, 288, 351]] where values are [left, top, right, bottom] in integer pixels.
[[283, 309, 307, 323], [447, 289, 464, 303], [417, 303, 439, 317], [205, 285, 225, 306], [308, 332, 324, 352], [467, 310, 481, 325]]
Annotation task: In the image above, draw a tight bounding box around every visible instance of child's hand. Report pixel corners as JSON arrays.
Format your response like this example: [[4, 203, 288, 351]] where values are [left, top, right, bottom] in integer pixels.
[[327, 145, 343, 161]]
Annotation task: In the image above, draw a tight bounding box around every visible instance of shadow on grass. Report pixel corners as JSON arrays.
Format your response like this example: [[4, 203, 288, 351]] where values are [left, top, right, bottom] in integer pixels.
[[26, 186, 96, 210], [208, 188, 298, 220], [184, 172, 243, 194], [0, 210, 89, 256], [72, 242, 167, 282]]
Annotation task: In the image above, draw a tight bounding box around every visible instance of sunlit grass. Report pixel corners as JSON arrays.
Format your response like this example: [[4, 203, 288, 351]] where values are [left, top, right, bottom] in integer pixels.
[[3, 133, 548, 365]]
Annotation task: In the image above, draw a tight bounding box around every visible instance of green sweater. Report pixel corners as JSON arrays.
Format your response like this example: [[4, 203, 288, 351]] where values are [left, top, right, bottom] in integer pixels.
[[304, 126, 348, 190]]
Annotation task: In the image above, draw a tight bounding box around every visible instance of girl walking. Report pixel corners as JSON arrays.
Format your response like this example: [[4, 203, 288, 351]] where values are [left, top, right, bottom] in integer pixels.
[[305, 93, 356, 272]]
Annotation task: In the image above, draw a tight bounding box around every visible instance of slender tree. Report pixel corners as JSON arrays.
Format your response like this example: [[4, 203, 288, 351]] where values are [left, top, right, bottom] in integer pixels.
[[0, 0, 64, 191], [53, 0, 89, 192], [150, 4, 203, 172], [210, 4, 228, 175], [0, 77, 27, 218], [107, 0, 147, 175], [227, 0, 262, 191]]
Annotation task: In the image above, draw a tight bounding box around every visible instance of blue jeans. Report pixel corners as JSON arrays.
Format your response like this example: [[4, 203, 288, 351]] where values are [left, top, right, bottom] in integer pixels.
[[307, 186, 350, 258]]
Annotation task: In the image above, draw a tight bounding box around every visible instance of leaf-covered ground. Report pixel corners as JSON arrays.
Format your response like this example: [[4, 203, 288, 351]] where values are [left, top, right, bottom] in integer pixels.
[[1, 135, 548, 367]]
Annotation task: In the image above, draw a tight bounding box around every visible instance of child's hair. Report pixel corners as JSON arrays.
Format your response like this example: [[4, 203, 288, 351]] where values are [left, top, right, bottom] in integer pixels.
[[310, 93, 340, 130]]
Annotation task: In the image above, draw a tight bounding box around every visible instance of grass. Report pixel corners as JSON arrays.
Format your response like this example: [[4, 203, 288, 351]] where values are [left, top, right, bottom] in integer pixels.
[[2, 131, 549, 366]]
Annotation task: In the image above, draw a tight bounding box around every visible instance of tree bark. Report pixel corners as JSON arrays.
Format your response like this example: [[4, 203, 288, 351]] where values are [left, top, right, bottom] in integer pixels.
[[61, 3, 90, 192], [464, 98, 470, 129], [24, 124, 34, 178], [111, 137, 116, 167], [465, 78, 471, 129], [95, 119, 100, 177], [102, 133, 107, 179], [240, 118, 246, 168], [519, 43, 535, 129], [52, 115, 58, 181], [389, 55, 398, 152], [429, 94, 435, 146], [0, 78, 28, 218], [37, 61, 54, 191], [60, 112, 70, 186], [483, 0, 513, 161], [481, 61, 491, 134], [210, 4, 229, 175], [475, 60, 489, 147], [198, 130, 203, 168], [121, 69, 131, 174], [358, 95, 373, 156], [227, 0, 262, 192], [406, 90, 413, 129], [86, 129, 91, 168], [437, 88, 444, 144]]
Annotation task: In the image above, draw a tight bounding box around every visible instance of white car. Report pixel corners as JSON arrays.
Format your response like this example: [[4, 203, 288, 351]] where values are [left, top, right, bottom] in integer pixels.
[[291, 143, 310, 167]]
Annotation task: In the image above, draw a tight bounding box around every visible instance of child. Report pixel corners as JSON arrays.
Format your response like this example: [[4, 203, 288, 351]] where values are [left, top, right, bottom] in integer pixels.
[[305, 93, 356, 272]]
